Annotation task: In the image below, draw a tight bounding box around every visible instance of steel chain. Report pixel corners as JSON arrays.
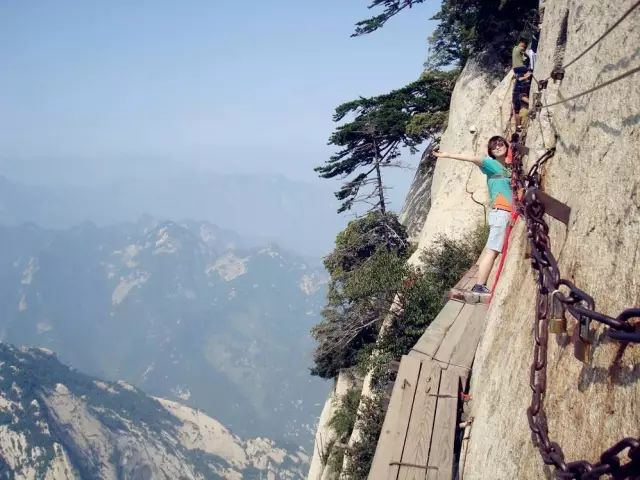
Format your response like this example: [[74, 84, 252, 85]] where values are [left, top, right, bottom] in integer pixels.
[[509, 136, 640, 479]]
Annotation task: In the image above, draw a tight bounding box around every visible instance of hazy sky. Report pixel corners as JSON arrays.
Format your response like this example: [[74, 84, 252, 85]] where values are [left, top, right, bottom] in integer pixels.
[[0, 0, 440, 209]]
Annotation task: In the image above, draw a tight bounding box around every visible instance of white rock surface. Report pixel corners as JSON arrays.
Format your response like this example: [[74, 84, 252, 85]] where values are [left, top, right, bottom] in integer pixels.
[[0, 344, 308, 480], [464, 1, 640, 478], [299, 272, 327, 295], [111, 270, 150, 305], [158, 397, 248, 468], [206, 252, 249, 281], [20, 258, 39, 285], [307, 370, 361, 480]]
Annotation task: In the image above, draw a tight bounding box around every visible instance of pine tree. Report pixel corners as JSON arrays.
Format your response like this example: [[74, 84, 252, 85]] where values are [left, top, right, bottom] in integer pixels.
[[351, 0, 539, 68], [315, 71, 456, 214]]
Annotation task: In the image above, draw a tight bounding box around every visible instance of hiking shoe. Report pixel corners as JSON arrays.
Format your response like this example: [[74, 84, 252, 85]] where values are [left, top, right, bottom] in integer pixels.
[[471, 284, 491, 294]]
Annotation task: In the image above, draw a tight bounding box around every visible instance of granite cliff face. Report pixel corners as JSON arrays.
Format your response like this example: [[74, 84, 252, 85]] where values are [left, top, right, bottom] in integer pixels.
[[464, 1, 640, 477], [308, 0, 639, 477]]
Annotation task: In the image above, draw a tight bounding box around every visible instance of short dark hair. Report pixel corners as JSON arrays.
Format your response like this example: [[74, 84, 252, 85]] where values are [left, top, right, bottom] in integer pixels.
[[487, 136, 509, 159], [518, 38, 528, 46]]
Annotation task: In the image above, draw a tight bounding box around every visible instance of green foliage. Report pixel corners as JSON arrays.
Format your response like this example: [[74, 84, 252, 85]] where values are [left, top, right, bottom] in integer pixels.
[[320, 389, 362, 476], [326, 446, 345, 477], [328, 389, 362, 440], [341, 395, 386, 480], [352, 0, 539, 68], [316, 71, 457, 213], [324, 211, 410, 277], [381, 224, 488, 357], [352, 0, 422, 37], [311, 212, 410, 379], [330, 226, 488, 478], [426, 0, 539, 68], [363, 349, 396, 393]]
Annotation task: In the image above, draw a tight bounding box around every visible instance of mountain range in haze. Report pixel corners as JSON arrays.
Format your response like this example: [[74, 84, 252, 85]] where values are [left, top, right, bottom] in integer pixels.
[[0, 173, 348, 257], [0, 217, 331, 449]]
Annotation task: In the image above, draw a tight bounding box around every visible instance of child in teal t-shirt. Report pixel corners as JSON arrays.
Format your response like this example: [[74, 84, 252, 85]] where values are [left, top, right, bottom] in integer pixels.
[[434, 136, 512, 294]]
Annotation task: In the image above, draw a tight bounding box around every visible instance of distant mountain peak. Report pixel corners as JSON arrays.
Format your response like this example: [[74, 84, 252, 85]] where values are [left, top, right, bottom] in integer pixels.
[[1, 218, 329, 449], [0, 343, 308, 479]]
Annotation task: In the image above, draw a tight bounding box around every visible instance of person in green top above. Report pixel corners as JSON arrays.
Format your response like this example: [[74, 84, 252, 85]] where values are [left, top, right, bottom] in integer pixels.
[[512, 38, 528, 69], [512, 38, 532, 131], [434, 136, 513, 294]]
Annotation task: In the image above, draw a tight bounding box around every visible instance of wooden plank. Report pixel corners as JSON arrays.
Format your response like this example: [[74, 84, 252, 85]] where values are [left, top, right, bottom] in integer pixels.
[[371, 279, 489, 480], [451, 269, 470, 291], [397, 362, 441, 480], [537, 188, 571, 225], [411, 301, 464, 359], [387, 355, 423, 480], [432, 304, 476, 366], [448, 304, 487, 371], [368, 355, 421, 480], [426, 369, 460, 480]]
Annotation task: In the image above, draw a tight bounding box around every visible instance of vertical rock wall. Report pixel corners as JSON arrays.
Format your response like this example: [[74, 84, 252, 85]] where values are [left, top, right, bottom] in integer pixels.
[[399, 146, 436, 242], [464, 1, 640, 478]]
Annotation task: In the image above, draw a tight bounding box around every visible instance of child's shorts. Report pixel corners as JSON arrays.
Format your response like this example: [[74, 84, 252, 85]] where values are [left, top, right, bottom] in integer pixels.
[[486, 209, 511, 252]]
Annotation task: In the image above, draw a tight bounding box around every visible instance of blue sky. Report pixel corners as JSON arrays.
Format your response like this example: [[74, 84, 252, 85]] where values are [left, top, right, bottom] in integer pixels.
[[0, 0, 440, 209]]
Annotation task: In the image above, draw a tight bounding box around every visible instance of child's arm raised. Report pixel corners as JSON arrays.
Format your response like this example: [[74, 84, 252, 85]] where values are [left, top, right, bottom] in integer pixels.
[[433, 150, 483, 166]]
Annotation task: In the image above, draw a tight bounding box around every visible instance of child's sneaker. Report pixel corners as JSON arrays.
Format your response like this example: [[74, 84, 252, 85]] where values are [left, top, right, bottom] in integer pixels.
[[471, 284, 491, 294]]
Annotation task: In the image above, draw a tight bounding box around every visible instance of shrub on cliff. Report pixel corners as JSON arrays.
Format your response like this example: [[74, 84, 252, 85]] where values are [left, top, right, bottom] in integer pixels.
[[323, 388, 363, 474], [341, 394, 386, 480], [310, 212, 410, 379], [381, 224, 488, 360]]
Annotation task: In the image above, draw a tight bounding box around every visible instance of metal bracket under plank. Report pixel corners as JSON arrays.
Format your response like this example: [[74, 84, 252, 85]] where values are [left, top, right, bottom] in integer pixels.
[[528, 188, 571, 225]]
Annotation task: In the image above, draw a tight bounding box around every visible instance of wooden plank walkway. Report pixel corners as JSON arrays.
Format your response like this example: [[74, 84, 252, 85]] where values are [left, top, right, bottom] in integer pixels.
[[369, 266, 488, 480]]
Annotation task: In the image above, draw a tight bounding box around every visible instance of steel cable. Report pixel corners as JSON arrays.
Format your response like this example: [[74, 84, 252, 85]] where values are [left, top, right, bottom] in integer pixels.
[[540, 64, 640, 108], [561, 0, 640, 70]]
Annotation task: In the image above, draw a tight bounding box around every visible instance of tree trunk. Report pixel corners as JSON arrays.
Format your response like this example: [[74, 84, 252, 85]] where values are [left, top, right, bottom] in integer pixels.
[[372, 139, 386, 216]]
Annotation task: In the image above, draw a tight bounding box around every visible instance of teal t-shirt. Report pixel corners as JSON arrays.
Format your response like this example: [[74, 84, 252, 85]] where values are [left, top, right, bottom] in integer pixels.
[[479, 157, 512, 211]]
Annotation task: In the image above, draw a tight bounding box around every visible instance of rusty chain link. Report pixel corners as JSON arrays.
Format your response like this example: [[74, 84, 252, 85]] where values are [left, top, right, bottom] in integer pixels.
[[508, 136, 640, 479]]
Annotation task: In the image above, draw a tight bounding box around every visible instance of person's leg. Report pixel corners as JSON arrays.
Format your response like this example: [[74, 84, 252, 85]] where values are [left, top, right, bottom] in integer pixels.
[[520, 108, 529, 129], [473, 209, 509, 292], [513, 91, 522, 129], [477, 249, 500, 285]]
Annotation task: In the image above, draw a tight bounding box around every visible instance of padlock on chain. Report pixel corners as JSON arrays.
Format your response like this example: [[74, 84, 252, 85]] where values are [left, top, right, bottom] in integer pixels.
[[573, 314, 594, 364], [548, 292, 567, 334]]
